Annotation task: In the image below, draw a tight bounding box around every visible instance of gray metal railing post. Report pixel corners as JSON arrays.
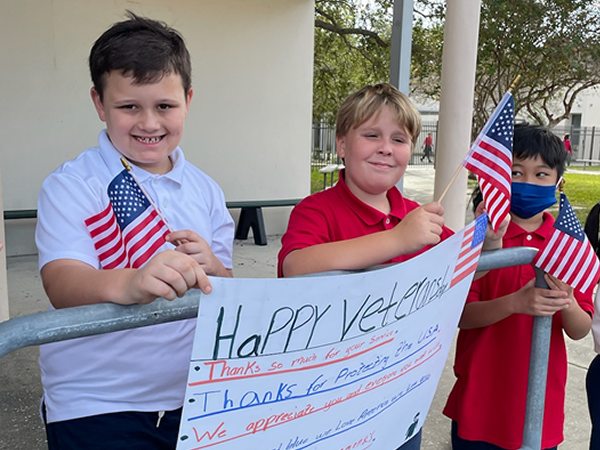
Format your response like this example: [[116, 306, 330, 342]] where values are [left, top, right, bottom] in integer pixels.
[[520, 267, 552, 450]]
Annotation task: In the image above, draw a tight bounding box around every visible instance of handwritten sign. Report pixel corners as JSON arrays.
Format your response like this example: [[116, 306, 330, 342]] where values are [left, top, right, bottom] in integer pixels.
[[177, 218, 485, 450]]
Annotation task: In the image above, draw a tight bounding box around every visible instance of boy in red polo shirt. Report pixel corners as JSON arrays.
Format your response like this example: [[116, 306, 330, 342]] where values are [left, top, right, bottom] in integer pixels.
[[278, 83, 454, 281], [443, 124, 594, 450], [278, 83, 505, 450]]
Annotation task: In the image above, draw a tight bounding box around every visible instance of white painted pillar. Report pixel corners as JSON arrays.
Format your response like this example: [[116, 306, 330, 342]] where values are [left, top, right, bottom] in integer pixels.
[[390, 0, 414, 194], [433, 0, 481, 231], [0, 151, 8, 322]]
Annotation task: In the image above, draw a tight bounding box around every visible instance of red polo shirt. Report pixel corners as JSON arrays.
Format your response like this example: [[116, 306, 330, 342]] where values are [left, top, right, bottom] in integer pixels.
[[277, 170, 454, 277], [443, 212, 594, 449]]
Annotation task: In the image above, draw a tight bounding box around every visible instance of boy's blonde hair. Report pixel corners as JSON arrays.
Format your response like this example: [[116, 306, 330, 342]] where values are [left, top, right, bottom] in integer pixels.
[[336, 83, 422, 149]]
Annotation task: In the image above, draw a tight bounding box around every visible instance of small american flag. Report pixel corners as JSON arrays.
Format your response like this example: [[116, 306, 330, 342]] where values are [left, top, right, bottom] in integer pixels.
[[533, 192, 600, 295], [463, 91, 514, 233], [450, 213, 488, 288], [85, 169, 170, 269]]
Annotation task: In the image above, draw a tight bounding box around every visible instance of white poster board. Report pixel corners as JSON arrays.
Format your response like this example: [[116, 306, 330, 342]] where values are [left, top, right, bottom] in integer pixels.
[[177, 216, 487, 450]]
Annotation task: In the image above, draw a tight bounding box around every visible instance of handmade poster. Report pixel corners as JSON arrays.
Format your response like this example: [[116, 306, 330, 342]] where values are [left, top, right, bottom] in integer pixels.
[[177, 215, 487, 450]]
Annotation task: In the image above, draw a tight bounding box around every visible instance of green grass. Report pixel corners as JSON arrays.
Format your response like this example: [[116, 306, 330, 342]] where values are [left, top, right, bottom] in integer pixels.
[[569, 164, 600, 172], [311, 166, 341, 193], [563, 172, 600, 223]]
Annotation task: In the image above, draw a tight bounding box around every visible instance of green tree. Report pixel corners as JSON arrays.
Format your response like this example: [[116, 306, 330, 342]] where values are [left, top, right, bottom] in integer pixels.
[[474, 0, 600, 129], [313, 0, 391, 125], [314, 0, 600, 131]]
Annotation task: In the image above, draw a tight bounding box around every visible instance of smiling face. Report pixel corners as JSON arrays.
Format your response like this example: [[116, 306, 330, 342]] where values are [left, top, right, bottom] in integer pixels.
[[91, 71, 193, 174], [336, 106, 412, 205]]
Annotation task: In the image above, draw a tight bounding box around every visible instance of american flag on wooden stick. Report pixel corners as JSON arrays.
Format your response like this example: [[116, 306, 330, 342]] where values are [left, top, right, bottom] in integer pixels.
[[85, 169, 170, 269], [463, 91, 514, 233], [450, 213, 488, 288], [533, 192, 600, 295]]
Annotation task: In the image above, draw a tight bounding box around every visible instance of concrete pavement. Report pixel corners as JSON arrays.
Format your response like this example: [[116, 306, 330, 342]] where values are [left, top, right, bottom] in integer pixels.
[[0, 167, 596, 449]]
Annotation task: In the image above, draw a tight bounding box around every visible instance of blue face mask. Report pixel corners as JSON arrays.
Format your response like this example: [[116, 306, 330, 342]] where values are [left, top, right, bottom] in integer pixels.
[[511, 182, 557, 219]]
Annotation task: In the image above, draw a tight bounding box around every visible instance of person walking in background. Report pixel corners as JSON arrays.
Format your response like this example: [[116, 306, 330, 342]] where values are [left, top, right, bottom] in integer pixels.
[[420, 132, 434, 163], [563, 134, 572, 166]]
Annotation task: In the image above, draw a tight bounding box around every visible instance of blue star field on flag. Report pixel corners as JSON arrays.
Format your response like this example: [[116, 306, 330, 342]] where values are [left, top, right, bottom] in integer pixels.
[[485, 98, 514, 149], [471, 213, 488, 248], [554, 194, 584, 241], [107, 169, 152, 230]]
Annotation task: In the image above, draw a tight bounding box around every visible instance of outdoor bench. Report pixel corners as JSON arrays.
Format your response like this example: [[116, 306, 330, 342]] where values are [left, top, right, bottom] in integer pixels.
[[226, 199, 302, 245], [4, 200, 304, 247]]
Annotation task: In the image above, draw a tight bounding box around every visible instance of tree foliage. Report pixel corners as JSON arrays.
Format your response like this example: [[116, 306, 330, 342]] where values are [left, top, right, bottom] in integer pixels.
[[313, 0, 391, 125], [314, 0, 600, 131]]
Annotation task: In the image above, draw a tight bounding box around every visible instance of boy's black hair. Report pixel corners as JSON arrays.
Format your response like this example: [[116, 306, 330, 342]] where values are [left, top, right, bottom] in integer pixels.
[[89, 11, 192, 100], [584, 203, 600, 258], [470, 123, 566, 213]]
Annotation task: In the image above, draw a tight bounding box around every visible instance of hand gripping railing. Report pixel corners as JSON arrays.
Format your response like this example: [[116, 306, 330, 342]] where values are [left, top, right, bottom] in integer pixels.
[[0, 247, 551, 449]]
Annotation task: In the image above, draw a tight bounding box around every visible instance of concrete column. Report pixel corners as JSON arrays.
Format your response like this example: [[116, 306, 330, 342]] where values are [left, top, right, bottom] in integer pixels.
[[389, 0, 414, 193], [0, 151, 8, 322], [433, 0, 481, 231], [389, 0, 413, 95]]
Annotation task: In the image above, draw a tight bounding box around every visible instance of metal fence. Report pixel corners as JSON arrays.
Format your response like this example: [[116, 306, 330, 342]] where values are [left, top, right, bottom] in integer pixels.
[[311, 121, 600, 169], [552, 125, 600, 164], [311, 121, 439, 168], [0, 247, 559, 450]]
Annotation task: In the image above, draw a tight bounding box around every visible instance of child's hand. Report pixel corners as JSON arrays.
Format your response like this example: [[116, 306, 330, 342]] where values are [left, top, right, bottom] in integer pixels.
[[474, 201, 510, 251], [126, 249, 211, 304], [166, 230, 230, 277], [394, 202, 445, 254], [545, 274, 591, 340], [511, 278, 572, 316], [544, 273, 575, 304]]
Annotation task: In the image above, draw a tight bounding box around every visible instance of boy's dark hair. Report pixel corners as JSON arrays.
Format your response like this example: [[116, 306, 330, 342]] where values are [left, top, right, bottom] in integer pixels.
[[89, 11, 192, 100], [471, 123, 566, 212]]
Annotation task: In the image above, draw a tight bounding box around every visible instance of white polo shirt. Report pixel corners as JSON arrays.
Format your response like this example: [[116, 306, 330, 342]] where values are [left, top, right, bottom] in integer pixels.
[[35, 130, 234, 423]]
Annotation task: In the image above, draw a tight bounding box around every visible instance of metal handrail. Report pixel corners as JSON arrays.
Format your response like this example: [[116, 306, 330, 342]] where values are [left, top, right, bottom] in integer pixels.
[[0, 247, 538, 359], [0, 246, 550, 450]]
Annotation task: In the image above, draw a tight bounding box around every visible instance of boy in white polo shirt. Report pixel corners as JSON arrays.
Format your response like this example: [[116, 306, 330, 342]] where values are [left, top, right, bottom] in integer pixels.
[[35, 12, 234, 449]]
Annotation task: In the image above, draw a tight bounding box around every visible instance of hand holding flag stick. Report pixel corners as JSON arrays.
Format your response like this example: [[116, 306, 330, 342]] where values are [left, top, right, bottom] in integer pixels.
[[437, 75, 521, 233]]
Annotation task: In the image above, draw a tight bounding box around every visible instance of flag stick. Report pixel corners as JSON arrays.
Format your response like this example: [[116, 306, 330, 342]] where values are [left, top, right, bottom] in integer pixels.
[[508, 74, 521, 92], [120, 157, 175, 234], [437, 165, 463, 203], [436, 74, 522, 204]]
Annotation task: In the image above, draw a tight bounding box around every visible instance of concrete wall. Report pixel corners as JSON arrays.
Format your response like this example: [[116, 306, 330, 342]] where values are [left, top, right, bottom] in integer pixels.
[[0, 0, 314, 256]]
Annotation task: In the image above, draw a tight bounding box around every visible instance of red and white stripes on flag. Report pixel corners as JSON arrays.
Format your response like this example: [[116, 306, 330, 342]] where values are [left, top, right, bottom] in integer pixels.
[[450, 213, 488, 288], [85, 169, 171, 269], [462, 92, 514, 233], [533, 193, 600, 295]]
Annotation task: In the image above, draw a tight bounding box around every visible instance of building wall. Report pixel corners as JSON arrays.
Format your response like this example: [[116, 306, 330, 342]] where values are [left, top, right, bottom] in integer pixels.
[[555, 88, 600, 129], [576, 89, 600, 127], [0, 0, 314, 255]]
